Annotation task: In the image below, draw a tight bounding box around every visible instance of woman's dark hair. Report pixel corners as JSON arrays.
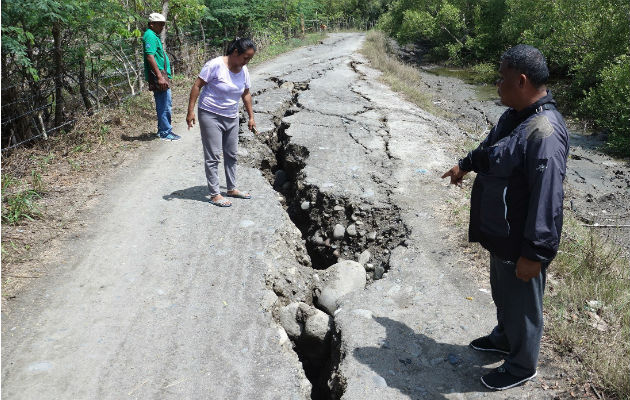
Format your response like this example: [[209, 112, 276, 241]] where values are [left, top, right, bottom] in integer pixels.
[[501, 44, 549, 88], [226, 37, 257, 56]]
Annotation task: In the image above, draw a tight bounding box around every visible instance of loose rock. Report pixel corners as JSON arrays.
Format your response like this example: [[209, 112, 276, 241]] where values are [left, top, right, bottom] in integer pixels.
[[279, 303, 303, 339], [374, 265, 385, 280], [303, 307, 333, 342], [358, 250, 371, 266], [311, 232, 325, 246], [316, 260, 367, 314], [332, 224, 345, 240], [274, 169, 288, 188], [346, 224, 357, 236]]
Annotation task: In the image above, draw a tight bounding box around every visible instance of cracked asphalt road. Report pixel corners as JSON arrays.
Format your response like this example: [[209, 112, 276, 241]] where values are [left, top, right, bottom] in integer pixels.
[[2, 33, 578, 399], [246, 33, 565, 398]]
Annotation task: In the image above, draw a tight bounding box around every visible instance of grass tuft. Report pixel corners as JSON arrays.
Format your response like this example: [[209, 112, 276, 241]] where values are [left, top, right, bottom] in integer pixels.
[[2, 189, 41, 224], [360, 31, 437, 114], [546, 217, 630, 397]]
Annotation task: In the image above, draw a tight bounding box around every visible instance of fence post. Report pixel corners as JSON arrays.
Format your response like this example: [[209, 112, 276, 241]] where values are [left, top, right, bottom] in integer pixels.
[[37, 112, 48, 140]]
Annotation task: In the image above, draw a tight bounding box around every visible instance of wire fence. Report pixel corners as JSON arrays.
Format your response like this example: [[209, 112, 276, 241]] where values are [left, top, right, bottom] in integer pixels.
[[1, 28, 212, 152], [1, 18, 374, 152]]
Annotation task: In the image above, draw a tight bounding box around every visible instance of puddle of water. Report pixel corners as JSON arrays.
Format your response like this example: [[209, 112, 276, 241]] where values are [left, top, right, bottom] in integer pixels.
[[474, 84, 499, 101], [426, 66, 477, 82], [425, 66, 499, 102]]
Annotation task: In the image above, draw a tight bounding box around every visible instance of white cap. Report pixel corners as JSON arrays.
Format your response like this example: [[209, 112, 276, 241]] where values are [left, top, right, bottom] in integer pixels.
[[149, 13, 166, 22]]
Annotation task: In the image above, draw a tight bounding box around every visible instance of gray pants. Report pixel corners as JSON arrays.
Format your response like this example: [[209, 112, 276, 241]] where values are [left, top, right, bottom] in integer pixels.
[[488, 253, 547, 377], [198, 109, 239, 196]]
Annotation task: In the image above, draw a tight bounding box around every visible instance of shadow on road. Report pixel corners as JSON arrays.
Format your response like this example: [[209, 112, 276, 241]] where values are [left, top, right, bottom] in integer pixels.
[[353, 316, 498, 398], [163, 185, 209, 202], [121, 132, 158, 141], [164, 186, 241, 203]]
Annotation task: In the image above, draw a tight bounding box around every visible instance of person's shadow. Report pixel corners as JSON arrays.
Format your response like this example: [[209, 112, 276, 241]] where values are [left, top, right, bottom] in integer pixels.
[[353, 316, 501, 399], [163, 186, 209, 202], [163, 186, 234, 203], [121, 131, 158, 141]]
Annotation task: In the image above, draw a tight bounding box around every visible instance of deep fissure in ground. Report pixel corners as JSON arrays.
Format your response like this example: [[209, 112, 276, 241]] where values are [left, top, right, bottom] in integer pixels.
[[250, 77, 410, 399]]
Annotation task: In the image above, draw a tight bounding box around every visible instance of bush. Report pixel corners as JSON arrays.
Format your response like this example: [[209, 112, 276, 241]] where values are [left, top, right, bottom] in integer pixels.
[[581, 55, 630, 157], [470, 62, 497, 84], [377, 0, 630, 155]]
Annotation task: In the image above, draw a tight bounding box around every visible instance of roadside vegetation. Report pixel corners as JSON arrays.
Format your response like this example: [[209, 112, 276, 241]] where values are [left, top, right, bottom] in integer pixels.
[[375, 0, 630, 157], [1, 26, 328, 296], [359, 31, 438, 116], [548, 220, 630, 397], [361, 30, 630, 398]]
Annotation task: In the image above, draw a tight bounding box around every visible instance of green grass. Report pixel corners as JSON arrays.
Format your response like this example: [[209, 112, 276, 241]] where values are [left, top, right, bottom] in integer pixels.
[[2, 174, 20, 191], [249, 33, 327, 67], [1, 174, 42, 224], [360, 31, 438, 115], [1, 189, 41, 224], [30, 170, 45, 193], [546, 217, 630, 398]]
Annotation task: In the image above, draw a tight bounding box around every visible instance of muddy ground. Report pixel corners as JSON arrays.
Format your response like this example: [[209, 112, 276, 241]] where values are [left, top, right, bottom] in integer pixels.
[[405, 57, 630, 255]]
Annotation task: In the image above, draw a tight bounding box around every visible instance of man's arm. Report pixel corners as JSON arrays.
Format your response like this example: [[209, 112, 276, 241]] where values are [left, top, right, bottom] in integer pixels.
[[146, 54, 169, 91], [520, 115, 568, 266], [441, 126, 495, 185]]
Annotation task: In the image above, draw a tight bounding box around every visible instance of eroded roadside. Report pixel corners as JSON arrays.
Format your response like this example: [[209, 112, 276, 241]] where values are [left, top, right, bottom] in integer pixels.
[[408, 58, 630, 255]]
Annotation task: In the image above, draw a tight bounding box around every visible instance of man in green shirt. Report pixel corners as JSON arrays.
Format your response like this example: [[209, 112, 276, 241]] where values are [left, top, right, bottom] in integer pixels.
[[143, 13, 180, 141]]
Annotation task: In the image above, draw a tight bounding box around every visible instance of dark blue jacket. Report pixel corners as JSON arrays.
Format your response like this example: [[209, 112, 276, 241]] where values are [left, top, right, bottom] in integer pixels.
[[459, 92, 569, 262]]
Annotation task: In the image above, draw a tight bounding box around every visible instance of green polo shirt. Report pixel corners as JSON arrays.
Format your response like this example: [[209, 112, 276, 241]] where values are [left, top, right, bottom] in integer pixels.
[[143, 28, 171, 80]]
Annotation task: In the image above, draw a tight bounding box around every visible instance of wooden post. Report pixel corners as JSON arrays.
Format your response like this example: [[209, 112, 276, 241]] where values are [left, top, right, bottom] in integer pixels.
[[52, 20, 64, 128], [37, 112, 48, 140]]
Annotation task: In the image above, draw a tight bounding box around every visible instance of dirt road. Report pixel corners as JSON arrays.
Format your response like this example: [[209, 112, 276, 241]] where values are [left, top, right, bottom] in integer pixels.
[[4, 33, 626, 399]]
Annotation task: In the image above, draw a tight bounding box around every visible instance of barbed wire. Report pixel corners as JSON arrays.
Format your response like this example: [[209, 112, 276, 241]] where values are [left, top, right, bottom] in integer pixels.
[[2, 118, 77, 152], [1, 103, 55, 126]]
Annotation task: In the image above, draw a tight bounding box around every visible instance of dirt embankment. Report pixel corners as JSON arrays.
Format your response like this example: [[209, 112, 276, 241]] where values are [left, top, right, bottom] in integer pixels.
[[394, 46, 630, 255]]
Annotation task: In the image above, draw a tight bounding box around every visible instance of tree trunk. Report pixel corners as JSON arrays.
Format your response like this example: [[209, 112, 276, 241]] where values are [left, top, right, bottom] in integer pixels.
[[135, 38, 143, 92], [199, 21, 206, 59], [173, 16, 183, 47], [78, 49, 93, 113], [161, 0, 169, 47], [52, 20, 64, 128]]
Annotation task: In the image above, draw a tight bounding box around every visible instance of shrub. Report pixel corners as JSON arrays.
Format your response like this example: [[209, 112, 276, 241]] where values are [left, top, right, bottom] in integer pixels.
[[581, 55, 630, 157], [470, 62, 497, 84]]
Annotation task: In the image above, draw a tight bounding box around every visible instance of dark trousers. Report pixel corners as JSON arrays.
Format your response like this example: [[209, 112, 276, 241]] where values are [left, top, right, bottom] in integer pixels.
[[488, 253, 547, 377]]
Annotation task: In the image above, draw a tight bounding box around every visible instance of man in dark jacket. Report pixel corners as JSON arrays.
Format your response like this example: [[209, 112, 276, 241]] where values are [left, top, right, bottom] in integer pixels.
[[442, 44, 569, 391]]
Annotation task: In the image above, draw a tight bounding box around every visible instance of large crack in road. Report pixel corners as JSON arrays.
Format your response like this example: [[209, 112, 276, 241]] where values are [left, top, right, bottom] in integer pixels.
[[242, 33, 563, 399], [241, 36, 413, 399]]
